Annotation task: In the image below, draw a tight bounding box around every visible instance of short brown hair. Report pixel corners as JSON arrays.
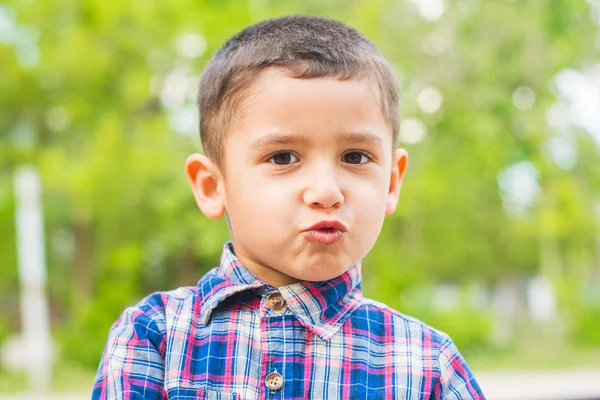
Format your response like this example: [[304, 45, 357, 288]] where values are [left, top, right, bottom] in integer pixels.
[[197, 15, 400, 168]]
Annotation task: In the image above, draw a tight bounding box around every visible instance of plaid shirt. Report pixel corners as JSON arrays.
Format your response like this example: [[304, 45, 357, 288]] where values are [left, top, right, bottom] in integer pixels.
[[93, 242, 485, 399]]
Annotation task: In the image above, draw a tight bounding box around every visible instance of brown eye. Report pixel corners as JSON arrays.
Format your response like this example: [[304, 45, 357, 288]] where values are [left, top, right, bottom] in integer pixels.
[[269, 152, 299, 165], [343, 152, 369, 164]]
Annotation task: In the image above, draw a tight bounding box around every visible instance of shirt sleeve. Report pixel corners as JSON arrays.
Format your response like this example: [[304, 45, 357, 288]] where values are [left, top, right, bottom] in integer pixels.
[[432, 334, 486, 400], [92, 305, 168, 400]]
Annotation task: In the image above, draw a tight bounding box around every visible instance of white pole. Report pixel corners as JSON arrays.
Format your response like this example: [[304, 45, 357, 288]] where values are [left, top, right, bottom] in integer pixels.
[[14, 165, 52, 392]]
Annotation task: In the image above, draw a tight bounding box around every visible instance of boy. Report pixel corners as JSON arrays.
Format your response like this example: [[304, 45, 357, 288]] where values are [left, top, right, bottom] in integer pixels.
[[93, 15, 485, 399]]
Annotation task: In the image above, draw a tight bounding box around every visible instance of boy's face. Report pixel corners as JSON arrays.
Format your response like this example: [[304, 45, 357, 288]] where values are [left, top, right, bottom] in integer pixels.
[[187, 69, 407, 287]]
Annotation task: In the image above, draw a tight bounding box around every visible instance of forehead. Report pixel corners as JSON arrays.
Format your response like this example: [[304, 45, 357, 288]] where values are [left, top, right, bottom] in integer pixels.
[[226, 69, 392, 149]]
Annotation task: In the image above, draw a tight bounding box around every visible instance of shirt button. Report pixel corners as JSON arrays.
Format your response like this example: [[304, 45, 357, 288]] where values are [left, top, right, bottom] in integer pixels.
[[267, 291, 286, 311], [265, 371, 284, 391]]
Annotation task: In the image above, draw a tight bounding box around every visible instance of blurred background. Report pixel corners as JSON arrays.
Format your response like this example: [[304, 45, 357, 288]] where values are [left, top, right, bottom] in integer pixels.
[[1, 0, 600, 398]]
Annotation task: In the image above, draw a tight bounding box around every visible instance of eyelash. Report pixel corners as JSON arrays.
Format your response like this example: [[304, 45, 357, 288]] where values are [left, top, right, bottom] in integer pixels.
[[267, 151, 374, 165]]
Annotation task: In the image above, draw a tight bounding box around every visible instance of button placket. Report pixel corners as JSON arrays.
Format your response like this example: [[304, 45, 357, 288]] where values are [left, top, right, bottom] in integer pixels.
[[262, 291, 287, 397]]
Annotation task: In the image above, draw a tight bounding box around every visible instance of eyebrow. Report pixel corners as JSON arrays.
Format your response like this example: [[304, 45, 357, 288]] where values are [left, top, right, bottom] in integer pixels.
[[338, 131, 384, 146], [249, 131, 384, 149], [250, 133, 308, 150]]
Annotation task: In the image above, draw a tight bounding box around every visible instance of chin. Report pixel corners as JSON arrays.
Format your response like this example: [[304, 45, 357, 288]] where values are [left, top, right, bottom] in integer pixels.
[[293, 264, 350, 282]]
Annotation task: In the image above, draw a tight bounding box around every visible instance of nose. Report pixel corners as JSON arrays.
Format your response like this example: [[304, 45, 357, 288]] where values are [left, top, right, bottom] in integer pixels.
[[303, 162, 344, 209]]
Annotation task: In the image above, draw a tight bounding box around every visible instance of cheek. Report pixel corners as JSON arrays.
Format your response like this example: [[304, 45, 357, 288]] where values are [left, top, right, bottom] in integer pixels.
[[229, 173, 293, 216], [350, 177, 389, 232], [353, 174, 389, 205]]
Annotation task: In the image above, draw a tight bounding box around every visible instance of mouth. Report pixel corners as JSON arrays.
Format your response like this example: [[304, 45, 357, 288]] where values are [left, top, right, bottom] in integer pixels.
[[305, 220, 348, 232], [303, 220, 347, 245]]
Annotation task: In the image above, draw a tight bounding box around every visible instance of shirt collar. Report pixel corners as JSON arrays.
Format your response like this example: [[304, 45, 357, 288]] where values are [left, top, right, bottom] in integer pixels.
[[197, 241, 364, 341]]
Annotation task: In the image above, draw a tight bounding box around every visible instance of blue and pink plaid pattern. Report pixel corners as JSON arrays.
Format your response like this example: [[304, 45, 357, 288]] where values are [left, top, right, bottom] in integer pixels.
[[93, 242, 485, 399]]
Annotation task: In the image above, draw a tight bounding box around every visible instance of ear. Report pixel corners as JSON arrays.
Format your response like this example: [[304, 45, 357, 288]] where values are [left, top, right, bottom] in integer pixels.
[[385, 148, 408, 216], [185, 154, 226, 219]]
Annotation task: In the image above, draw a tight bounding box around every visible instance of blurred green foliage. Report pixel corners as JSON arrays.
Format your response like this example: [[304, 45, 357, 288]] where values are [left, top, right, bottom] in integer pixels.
[[571, 304, 600, 347], [1, 0, 599, 373]]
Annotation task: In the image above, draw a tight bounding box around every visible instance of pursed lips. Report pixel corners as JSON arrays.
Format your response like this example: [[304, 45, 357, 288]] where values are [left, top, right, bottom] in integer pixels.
[[303, 220, 347, 245]]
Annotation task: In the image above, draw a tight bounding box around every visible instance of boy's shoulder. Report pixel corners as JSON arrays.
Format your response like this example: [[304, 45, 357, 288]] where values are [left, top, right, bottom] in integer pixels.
[[360, 296, 434, 327], [112, 279, 203, 335], [114, 266, 226, 330], [356, 295, 453, 347]]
